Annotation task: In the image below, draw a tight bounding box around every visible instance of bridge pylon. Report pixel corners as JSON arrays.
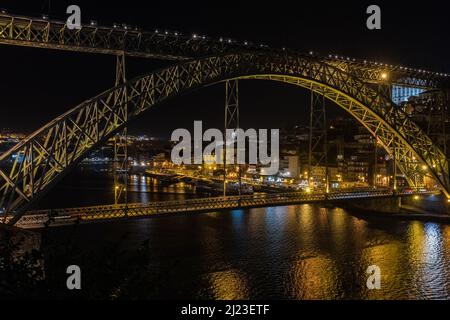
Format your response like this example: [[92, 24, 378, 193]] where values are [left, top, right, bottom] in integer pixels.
[[113, 53, 128, 206], [308, 89, 328, 193], [224, 79, 241, 198]]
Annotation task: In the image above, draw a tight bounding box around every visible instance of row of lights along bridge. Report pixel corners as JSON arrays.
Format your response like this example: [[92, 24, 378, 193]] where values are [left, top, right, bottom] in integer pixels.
[[1, 8, 449, 78]]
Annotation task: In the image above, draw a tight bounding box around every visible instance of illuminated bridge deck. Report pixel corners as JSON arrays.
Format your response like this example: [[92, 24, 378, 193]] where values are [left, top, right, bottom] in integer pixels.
[[11, 189, 438, 229], [1, 12, 448, 88]]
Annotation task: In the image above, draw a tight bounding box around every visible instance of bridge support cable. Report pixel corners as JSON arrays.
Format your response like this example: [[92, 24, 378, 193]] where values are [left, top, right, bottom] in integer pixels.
[[113, 53, 128, 209], [224, 80, 241, 198], [308, 89, 329, 193]]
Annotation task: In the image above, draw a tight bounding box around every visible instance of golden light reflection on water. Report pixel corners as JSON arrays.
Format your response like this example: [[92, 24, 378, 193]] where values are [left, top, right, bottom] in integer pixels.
[[288, 255, 338, 299], [327, 208, 351, 254], [405, 222, 447, 298], [144, 200, 450, 299], [360, 242, 404, 299], [205, 269, 249, 300]]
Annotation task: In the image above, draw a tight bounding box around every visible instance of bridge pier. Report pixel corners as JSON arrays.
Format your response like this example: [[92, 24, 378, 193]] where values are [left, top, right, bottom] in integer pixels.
[[224, 79, 241, 198], [113, 53, 129, 208], [308, 88, 329, 193]]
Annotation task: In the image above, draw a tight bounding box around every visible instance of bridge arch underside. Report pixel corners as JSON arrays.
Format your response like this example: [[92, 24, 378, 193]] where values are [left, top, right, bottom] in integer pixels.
[[239, 75, 435, 186], [0, 52, 448, 225]]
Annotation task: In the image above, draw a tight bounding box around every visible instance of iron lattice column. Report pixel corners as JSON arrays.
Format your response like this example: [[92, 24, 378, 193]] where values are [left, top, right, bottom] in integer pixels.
[[114, 53, 128, 206], [308, 89, 328, 192], [429, 89, 450, 190], [224, 80, 241, 197], [444, 90, 450, 188], [379, 79, 398, 191], [427, 90, 449, 157]]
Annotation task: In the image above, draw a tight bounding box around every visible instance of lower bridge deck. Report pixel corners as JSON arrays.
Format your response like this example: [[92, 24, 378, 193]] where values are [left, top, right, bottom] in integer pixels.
[[11, 189, 438, 229]]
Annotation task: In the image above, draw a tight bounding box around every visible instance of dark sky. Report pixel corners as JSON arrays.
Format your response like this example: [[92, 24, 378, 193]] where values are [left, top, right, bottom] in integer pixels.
[[1, 0, 449, 137]]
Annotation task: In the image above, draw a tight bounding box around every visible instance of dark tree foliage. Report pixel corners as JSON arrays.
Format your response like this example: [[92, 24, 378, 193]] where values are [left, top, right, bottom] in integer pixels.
[[0, 234, 45, 299], [1, 231, 189, 299]]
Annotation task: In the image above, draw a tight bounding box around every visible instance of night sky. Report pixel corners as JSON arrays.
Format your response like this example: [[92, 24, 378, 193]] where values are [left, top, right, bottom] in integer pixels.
[[1, 0, 449, 137]]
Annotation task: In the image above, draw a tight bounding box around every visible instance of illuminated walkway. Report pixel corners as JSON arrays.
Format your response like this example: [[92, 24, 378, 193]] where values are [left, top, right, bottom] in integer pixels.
[[11, 189, 437, 229]]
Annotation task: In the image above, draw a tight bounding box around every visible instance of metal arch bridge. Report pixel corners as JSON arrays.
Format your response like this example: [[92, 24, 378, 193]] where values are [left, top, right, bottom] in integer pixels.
[[0, 11, 449, 225]]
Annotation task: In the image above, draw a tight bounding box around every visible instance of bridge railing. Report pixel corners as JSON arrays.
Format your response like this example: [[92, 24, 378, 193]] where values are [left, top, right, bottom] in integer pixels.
[[0, 12, 446, 88], [9, 188, 439, 228]]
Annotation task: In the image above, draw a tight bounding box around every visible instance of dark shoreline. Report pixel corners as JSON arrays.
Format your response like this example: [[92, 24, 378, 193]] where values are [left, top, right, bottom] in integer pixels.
[[339, 202, 450, 224]]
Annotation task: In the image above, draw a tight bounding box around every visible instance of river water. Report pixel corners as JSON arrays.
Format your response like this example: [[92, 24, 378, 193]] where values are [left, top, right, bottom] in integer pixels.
[[37, 165, 450, 299]]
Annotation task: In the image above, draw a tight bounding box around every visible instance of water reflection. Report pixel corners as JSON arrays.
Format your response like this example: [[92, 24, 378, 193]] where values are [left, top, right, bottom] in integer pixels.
[[205, 269, 249, 300], [38, 167, 450, 299], [37, 169, 196, 209]]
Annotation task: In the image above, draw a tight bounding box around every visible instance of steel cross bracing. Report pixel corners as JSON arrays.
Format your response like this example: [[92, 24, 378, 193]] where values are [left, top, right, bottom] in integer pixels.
[[0, 52, 449, 225], [0, 12, 448, 89], [308, 89, 328, 189], [325, 58, 447, 89], [224, 79, 240, 197], [113, 53, 128, 205], [13, 189, 437, 228]]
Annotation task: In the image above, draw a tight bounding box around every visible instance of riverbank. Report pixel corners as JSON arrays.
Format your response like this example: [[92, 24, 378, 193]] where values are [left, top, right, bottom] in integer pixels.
[[0, 224, 43, 298], [0, 224, 41, 250], [338, 196, 450, 224]]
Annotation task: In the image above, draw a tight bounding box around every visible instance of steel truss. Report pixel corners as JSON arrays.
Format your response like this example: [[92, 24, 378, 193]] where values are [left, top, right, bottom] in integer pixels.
[[0, 52, 449, 225], [327, 59, 444, 89], [224, 80, 240, 196], [308, 89, 328, 190], [426, 90, 450, 156], [16, 189, 436, 228], [113, 53, 128, 205], [0, 12, 447, 89]]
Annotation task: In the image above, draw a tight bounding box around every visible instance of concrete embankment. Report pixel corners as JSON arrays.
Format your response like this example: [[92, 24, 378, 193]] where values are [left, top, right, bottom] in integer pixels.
[[336, 195, 450, 224]]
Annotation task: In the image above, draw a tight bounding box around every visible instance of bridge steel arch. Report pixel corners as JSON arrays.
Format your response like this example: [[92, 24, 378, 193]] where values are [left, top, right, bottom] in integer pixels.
[[0, 52, 448, 225]]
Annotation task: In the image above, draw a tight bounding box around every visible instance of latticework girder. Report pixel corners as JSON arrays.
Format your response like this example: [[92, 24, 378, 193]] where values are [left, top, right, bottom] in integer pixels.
[[0, 52, 448, 225], [308, 88, 328, 189], [224, 79, 240, 196], [0, 12, 448, 89], [113, 53, 128, 205]]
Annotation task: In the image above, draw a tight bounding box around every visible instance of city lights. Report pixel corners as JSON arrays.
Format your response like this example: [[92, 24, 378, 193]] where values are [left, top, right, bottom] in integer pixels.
[[0, 4, 449, 304]]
